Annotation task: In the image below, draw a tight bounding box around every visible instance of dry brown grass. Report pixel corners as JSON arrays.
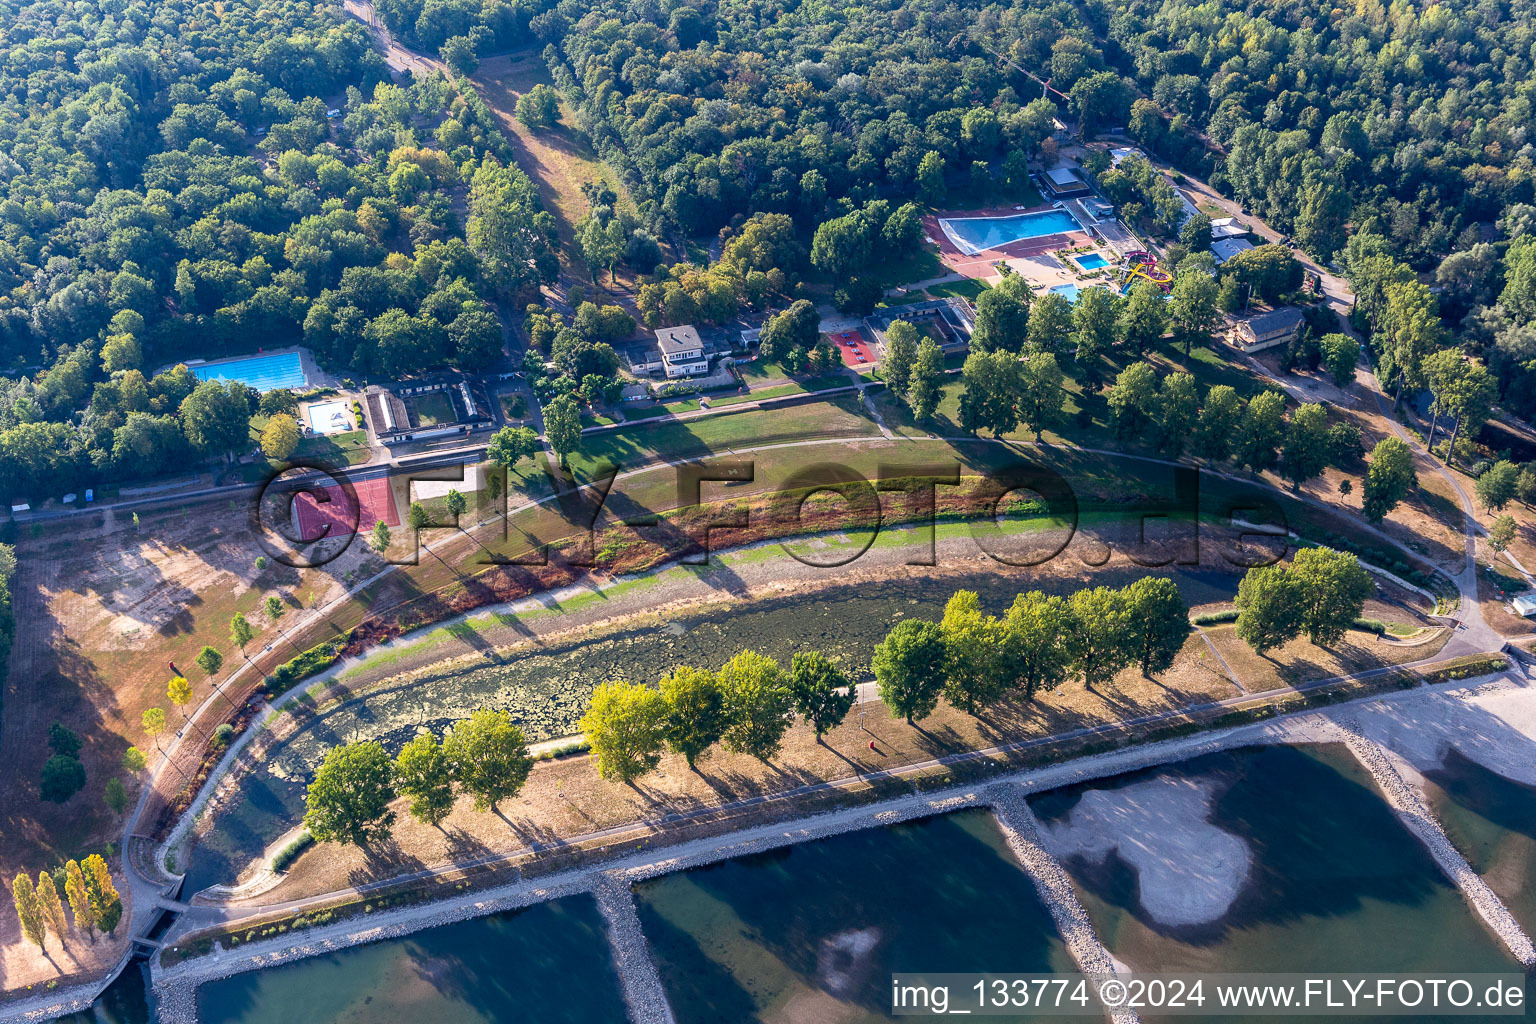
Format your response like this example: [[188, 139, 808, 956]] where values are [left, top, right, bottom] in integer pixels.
[[253, 631, 1240, 902], [470, 54, 642, 286], [1202, 620, 1448, 693]]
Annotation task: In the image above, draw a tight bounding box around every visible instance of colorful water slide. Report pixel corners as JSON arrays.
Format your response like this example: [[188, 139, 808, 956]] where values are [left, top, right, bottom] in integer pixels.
[[1122, 250, 1173, 291]]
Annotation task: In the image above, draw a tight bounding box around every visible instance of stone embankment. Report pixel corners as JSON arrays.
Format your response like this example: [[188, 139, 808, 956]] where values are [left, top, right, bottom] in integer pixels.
[[593, 873, 677, 1024], [1338, 723, 1536, 968], [991, 787, 1140, 1024]]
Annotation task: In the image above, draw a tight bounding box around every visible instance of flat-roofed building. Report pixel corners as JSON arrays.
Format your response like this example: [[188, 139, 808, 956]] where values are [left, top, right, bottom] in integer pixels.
[[1211, 237, 1255, 264], [1041, 165, 1091, 198]]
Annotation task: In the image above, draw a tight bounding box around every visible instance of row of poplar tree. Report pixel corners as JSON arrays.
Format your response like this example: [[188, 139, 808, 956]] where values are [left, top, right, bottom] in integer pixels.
[[12, 855, 122, 955]]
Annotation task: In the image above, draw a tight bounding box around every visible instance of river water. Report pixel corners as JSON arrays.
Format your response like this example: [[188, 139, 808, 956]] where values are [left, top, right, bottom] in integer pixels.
[[193, 894, 625, 1023], [1030, 743, 1523, 1022], [634, 809, 1077, 1023]]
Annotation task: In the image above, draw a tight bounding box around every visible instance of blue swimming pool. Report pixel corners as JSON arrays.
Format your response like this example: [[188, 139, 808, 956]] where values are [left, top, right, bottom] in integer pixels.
[[192, 351, 307, 392], [1074, 252, 1109, 270], [1050, 283, 1080, 303], [941, 209, 1082, 254]]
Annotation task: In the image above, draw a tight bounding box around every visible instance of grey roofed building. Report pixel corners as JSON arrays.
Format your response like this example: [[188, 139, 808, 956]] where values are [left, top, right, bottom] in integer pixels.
[[654, 324, 709, 378], [1042, 165, 1091, 198], [1211, 237, 1255, 264], [1209, 216, 1250, 239], [1231, 307, 1305, 353]]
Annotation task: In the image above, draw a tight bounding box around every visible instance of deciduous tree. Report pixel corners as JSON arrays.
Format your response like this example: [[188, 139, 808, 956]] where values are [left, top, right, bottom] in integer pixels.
[[786, 651, 855, 741], [543, 393, 582, 469], [12, 873, 45, 950], [872, 619, 947, 723], [1003, 591, 1072, 699], [444, 709, 533, 813], [36, 873, 67, 946], [1235, 565, 1302, 653], [303, 741, 397, 847], [1288, 548, 1373, 646], [580, 680, 668, 784], [719, 650, 794, 761], [658, 666, 727, 768], [1064, 587, 1131, 688], [395, 732, 455, 827], [1122, 577, 1189, 676], [939, 591, 1010, 713], [259, 413, 301, 460], [82, 855, 120, 935], [1362, 437, 1417, 521], [64, 861, 93, 940], [1282, 403, 1331, 489], [908, 338, 946, 422]]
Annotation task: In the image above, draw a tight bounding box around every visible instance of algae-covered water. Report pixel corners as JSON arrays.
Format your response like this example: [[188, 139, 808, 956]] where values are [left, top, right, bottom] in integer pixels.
[[183, 567, 1227, 895], [194, 894, 624, 1023], [633, 808, 1077, 1024], [1031, 743, 1522, 1022]]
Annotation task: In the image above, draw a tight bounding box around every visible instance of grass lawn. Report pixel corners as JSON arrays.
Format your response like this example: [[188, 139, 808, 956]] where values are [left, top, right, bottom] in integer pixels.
[[499, 392, 528, 421], [248, 415, 371, 468], [622, 398, 700, 420], [738, 359, 798, 385], [296, 428, 370, 467], [925, 278, 990, 301], [568, 394, 881, 477], [411, 390, 456, 427], [710, 376, 849, 407]]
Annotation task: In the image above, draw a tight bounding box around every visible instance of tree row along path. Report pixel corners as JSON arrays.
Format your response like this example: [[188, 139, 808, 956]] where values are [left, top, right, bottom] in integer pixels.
[[127, 417, 1482, 901], [130, 662, 1533, 1024], [180, 642, 1476, 934]]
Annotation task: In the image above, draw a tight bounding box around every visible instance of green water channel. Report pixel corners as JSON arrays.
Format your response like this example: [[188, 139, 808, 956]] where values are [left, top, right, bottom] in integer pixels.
[[1421, 748, 1536, 935], [633, 808, 1078, 1024], [194, 893, 625, 1023], [1030, 743, 1524, 1022], [182, 566, 1231, 895]]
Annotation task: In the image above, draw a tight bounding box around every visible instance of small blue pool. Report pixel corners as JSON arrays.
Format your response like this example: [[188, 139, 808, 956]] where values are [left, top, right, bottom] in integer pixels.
[[941, 209, 1082, 254], [1050, 283, 1081, 303], [1074, 252, 1109, 270], [192, 351, 307, 391]]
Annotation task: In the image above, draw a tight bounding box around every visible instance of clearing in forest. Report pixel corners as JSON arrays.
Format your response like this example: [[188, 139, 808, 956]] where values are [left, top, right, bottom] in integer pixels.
[[471, 52, 640, 285]]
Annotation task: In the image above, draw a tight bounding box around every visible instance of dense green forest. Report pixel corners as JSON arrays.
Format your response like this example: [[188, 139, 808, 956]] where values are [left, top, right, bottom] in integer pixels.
[[3, 0, 1536, 499], [0, 0, 559, 496]]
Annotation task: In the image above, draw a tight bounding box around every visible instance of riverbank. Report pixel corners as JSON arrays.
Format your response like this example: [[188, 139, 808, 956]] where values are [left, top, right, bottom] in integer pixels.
[[145, 665, 1535, 1018]]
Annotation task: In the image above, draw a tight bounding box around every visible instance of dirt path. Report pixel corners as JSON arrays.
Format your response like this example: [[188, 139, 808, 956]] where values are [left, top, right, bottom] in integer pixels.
[[143, 666, 1528, 1013]]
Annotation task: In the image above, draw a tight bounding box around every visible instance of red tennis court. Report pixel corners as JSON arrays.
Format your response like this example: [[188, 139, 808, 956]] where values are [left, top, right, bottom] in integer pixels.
[[292, 477, 399, 541], [829, 329, 873, 366]]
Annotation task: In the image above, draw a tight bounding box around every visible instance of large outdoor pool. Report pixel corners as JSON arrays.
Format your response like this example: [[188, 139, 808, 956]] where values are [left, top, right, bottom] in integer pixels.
[[941, 209, 1081, 254], [191, 351, 307, 391]]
